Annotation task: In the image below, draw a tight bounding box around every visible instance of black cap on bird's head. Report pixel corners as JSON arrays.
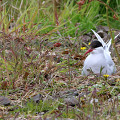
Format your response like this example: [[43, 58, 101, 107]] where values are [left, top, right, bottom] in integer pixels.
[[90, 41, 103, 49], [84, 41, 103, 55]]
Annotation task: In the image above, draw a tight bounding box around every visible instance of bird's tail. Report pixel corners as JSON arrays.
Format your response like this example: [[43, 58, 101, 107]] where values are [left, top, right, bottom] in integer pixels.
[[107, 33, 120, 51], [91, 29, 120, 53]]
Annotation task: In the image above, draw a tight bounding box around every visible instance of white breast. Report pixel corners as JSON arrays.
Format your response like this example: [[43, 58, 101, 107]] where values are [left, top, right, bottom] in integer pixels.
[[82, 47, 115, 75]]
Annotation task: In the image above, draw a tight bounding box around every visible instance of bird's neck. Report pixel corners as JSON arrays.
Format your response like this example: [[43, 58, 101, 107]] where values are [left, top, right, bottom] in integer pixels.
[[91, 47, 104, 54]]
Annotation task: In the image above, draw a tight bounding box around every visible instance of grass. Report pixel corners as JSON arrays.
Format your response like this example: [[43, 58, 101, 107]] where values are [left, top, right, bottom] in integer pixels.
[[0, 0, 120, 119]]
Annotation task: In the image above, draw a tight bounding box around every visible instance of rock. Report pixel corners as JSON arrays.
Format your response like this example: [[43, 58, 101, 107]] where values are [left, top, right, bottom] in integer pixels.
[[73, 91, 79, 96], [102, 26, 109, 32], [59, 89, 80, 98], [64, 97, 79, 106], [96, 25, 109, 33], [97, 30, 107, 38], [32, 94, 42, 103], [0, 96, 11, 106]]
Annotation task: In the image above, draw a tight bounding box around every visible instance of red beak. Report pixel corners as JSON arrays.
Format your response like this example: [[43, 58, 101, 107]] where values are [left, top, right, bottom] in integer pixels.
[[84, 49, 93, 56]]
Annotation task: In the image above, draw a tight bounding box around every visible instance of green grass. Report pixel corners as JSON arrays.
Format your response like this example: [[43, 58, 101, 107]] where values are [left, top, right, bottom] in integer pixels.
[[1, 0, 120, 36]]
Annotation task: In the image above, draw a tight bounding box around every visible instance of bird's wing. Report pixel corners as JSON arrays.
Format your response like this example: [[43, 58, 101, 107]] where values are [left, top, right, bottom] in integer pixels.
[[107, 33, 120, 51], [91, 29, 106, 47], [91, 30, 120, 54]]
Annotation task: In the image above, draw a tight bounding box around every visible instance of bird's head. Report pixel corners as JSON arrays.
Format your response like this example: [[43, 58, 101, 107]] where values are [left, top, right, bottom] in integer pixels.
[[84, 41, 103, 55]]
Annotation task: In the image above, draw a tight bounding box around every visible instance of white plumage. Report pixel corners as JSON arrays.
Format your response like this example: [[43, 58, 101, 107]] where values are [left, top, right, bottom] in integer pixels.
[[82, 30, 120, 76]]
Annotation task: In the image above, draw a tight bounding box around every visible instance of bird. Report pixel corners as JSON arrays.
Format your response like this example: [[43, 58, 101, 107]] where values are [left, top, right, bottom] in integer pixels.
[[81, 30, 120, 76]]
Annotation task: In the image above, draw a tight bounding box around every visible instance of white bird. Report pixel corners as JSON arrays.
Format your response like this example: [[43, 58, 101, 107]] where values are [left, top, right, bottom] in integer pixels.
[[82, 30, 120, 76]]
